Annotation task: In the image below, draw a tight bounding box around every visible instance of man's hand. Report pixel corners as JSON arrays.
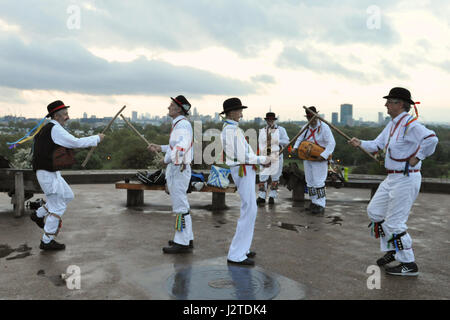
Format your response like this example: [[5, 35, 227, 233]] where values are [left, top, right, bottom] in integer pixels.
[[409, 157, 420, 167], [147, 143, 162, 153], [348, 137, 361, 147], [98, 134, 105, 142]]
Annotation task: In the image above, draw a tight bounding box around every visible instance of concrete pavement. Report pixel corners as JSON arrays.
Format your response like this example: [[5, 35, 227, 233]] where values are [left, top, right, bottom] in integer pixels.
[[0, 184, 449, 300]]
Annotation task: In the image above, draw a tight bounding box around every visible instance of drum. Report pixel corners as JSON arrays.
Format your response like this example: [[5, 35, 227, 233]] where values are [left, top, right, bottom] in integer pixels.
[[297, 141, 331, 161]]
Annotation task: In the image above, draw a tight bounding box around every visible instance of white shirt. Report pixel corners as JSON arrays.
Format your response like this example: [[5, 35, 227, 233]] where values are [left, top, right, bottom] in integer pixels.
[[161, 115, 193, 165], [293, 120, 336, 160], [360, 111, 438, 170], [221, 119, 267, 166], [50, 120, 100, 148], [258, 125, 290, 155]]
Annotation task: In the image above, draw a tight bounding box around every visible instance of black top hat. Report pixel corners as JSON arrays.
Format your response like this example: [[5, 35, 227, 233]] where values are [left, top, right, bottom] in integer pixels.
[[264, 112, 277, 120], [383, 87, 415, 105], [46, 100, 70, 118], [171, 95, 191, 115], [220, 97, 248, 115], [305, 106, 318, 116]]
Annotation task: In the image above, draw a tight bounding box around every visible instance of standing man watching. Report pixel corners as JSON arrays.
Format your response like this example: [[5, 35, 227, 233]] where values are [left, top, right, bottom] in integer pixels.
[[292, 106, 336, 214], [221, 97, 271, 266], [257, 112, 289, 205], [148, 95, 194, 254], [30, 100, 104, 250], [348, 87, 438, 276]]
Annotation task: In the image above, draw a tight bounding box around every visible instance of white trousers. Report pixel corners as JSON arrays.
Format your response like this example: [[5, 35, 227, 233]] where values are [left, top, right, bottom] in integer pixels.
[[228, 165, 257, 262], [304, 160, 328, 208], [36, 170, 74, 244], [166, 163, 193, 246], [367, 172, 421, 263], [259, 155, 283, 199]]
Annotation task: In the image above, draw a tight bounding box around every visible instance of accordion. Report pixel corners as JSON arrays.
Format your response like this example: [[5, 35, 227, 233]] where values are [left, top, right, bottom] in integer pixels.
[[297, 141, 331, 161]]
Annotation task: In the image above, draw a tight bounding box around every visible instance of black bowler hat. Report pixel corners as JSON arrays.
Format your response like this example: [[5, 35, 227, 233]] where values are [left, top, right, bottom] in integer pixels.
[[46, 100, 70, 118], [383, 87, 415, 105], [220, 97, 248, 115], [171, 95, 191, 115], [264, 112, 277, 120], [305, 106, 318, 116]]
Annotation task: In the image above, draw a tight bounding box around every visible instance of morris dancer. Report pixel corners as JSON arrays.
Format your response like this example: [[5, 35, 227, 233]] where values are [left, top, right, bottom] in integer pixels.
[[148, 95, 194, 254], [293, 106, 335, 214], [221, 97, 271, 266], [349, 87, 438, 276], [30, 100, 104, 250], [257, 112, 289, 205]]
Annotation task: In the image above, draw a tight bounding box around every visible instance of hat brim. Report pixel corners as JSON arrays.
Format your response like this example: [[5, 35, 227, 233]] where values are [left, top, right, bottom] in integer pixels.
[[46, 106, 70, 118], [383, 95, 415, 105], [264, 117, 277, 120], [220, 105, 247, 115]]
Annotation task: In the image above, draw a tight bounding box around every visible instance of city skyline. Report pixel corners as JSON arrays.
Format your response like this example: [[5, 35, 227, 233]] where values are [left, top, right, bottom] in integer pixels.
[[1, 1, 449, 124]]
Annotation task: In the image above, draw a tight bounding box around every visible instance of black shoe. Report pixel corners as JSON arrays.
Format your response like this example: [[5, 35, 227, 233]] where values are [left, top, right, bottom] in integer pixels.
[[168, 239, 194, 249], [311, 204, 325, 214], [256, 197, 265, 205], [39, 240, 65, 251], [227, 258, 255, 266], [377, 250, 396, 267], [268, 197, 275, 204], [247, 251, 256, 258], [30, 211, 45, 229], [162, 243, 192, 254], [385, 262, 419, 276]]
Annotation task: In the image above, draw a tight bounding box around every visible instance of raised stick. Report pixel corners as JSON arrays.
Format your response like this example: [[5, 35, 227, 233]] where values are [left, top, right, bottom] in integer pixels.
[[81, 105, 126, 167], [120, 114, 150, 146]]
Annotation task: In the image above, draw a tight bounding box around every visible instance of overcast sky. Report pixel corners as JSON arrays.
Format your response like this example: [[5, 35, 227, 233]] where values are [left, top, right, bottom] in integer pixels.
[[1, 0, 449, 123]]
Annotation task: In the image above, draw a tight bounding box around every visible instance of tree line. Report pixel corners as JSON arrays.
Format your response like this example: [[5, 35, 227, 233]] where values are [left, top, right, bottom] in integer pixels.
[[1, 120, 449, 178]]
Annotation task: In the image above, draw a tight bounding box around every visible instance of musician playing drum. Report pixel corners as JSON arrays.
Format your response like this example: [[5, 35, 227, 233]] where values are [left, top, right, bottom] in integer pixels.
[[292, 106, 336, 214]]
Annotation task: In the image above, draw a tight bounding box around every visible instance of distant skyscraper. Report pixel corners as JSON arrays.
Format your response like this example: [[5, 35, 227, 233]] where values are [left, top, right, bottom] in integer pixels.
[[378, 112, 384, 124], [83, 112, 87, 119], [131, 111, 138, 122], [331, 112, 339, 126], [340, 104, 353, 126]]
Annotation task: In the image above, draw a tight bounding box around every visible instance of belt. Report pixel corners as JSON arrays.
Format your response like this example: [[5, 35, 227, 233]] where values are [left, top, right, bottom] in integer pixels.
[[387, 169, 420, 174]]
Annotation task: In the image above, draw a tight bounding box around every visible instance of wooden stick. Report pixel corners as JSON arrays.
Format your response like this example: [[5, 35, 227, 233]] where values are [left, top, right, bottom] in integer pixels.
[[278, 113, 317, 155], [302, 106, 380, 163], [120, 114, 150, 146], [81, 105, 126, 167]]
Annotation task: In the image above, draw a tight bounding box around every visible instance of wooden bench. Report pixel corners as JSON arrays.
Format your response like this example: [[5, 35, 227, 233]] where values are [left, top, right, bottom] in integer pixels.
[[115, 181, 237, 210]]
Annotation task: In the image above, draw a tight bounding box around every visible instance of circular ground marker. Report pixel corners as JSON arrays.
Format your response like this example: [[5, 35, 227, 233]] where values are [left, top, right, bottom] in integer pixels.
[[166, 265, 280, 300]]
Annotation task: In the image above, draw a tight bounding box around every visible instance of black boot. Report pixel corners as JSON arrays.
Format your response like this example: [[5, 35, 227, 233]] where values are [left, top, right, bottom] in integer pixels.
[[311, 204, 325, 214], [39, 240, 65, 251], [30, 211, 45, 229], [376, 250, 396, 267], [162, 243, 192, 254], [385, 262, 419, 276], [256, 197, 266, 205], [227, 258, 255, 266], [168, 239, 194, 248]]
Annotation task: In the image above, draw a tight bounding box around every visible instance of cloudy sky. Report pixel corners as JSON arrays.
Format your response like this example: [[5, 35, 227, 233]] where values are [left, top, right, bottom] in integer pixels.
[[0, 0, 449, 123]]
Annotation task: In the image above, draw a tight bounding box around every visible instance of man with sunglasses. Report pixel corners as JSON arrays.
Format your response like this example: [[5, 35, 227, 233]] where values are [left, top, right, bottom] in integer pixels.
[[292, 106, 336, 214], [348, 87, 438, 276]]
